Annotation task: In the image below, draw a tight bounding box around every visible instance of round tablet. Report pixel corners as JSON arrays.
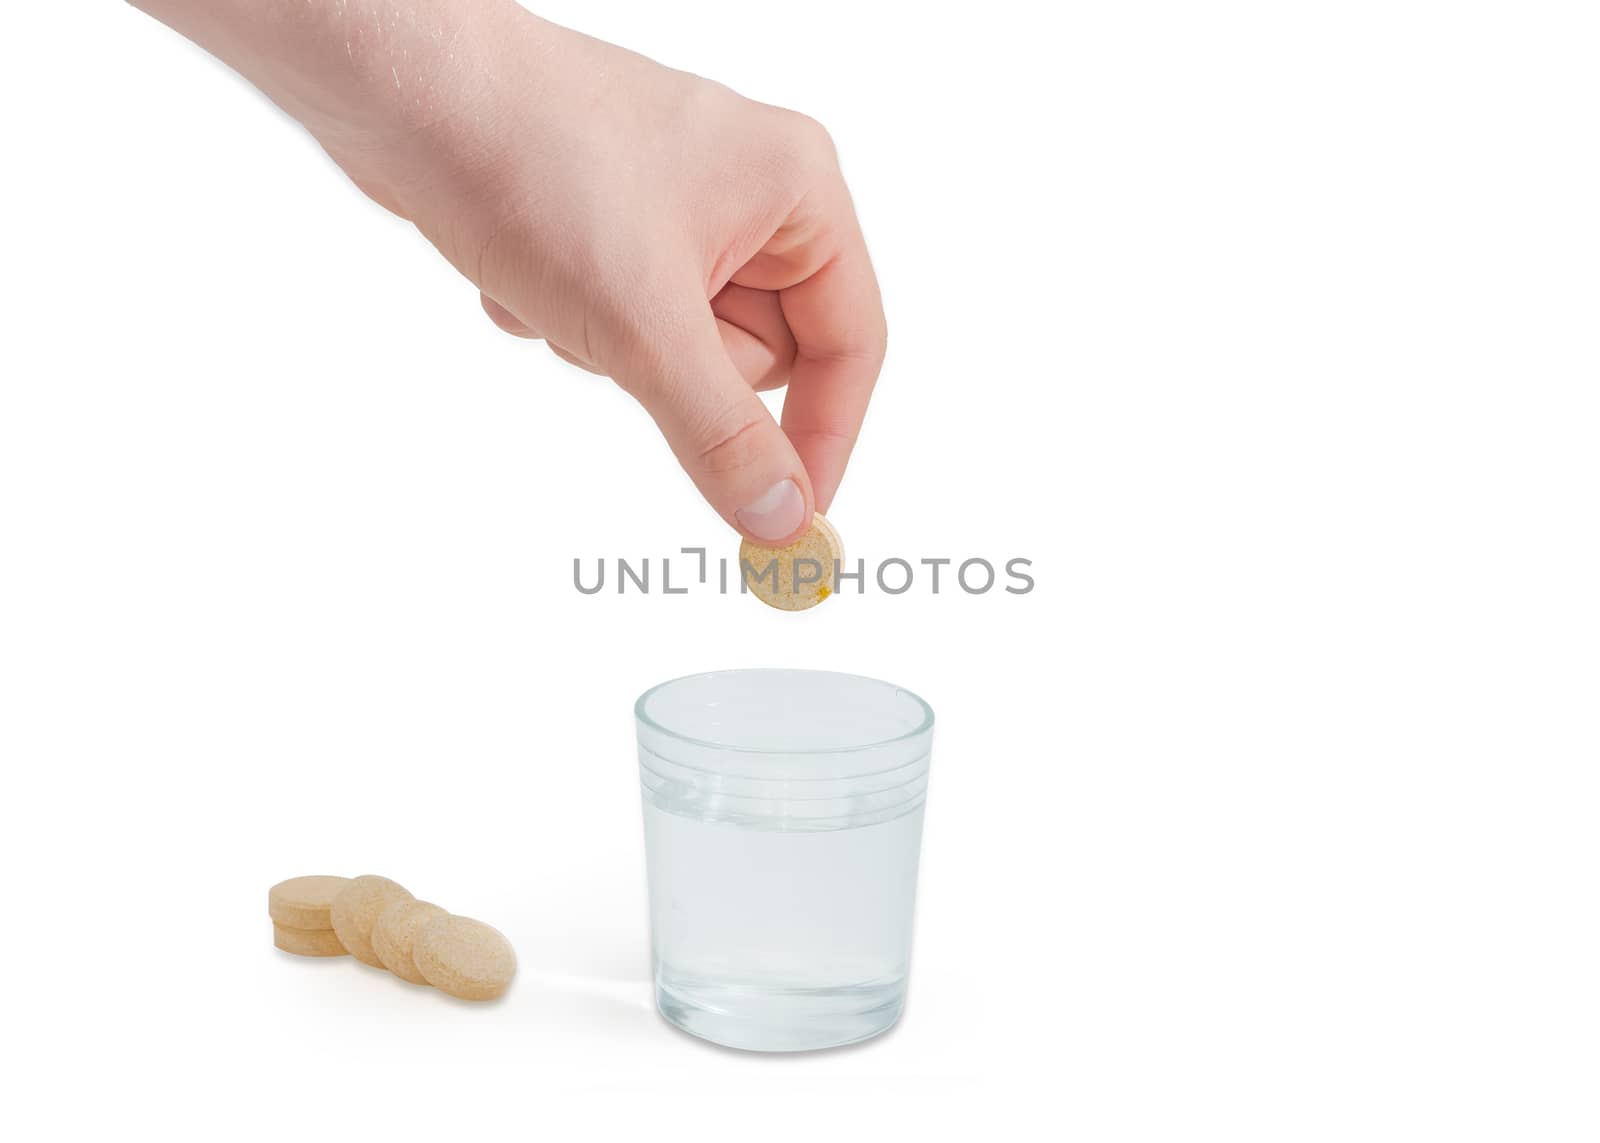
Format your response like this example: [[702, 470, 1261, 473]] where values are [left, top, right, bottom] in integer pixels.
[[329, 875, 414, 968], [268, 875, 352, 930], [738, 512, 844, 611], [371, 899, 449, 985], [412, 915, 517, 1001], [273, 923, 347, 958]]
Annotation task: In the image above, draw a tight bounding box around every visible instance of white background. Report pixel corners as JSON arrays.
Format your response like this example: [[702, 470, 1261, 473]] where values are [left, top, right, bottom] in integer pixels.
[[2, 1, 1597, 1138]]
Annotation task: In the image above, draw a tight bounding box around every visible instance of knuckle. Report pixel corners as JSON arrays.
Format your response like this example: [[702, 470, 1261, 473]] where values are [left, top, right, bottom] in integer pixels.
[[790, 113, 838, 161], [760, 110, 840, 184]]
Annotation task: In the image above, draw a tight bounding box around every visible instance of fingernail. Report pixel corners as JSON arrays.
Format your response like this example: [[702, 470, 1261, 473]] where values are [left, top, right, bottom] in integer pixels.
[[735, 479, 805, 542]]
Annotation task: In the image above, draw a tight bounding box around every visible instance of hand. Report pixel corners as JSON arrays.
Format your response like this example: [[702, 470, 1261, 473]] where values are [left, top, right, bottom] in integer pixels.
[[133, 0, 887, 545]]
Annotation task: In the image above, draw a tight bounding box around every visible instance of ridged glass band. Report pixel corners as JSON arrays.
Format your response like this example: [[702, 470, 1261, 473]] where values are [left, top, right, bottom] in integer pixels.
[[639, 742, 930, 830], [634, 669, 934, 831]]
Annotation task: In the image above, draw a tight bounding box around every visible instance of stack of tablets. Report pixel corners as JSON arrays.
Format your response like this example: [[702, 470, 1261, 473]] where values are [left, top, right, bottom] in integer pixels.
[[267, 873, 517, 1001], [269, 875, 352, 957]]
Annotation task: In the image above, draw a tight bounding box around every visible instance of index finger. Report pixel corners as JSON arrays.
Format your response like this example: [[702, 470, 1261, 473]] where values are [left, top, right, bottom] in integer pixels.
[[775, 196, 888, 512]]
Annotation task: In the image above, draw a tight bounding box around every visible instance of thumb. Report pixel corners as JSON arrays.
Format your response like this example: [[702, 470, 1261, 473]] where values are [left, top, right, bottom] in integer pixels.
[[616, 305, 814, 546]]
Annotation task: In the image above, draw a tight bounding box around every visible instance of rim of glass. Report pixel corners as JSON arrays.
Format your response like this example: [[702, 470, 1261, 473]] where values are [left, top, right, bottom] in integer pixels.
[[634, 668, 935, 756]]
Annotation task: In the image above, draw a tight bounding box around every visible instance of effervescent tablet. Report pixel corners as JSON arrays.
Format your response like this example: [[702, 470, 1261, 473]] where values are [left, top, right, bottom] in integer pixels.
[[412, 914, 518, 1001], [329, 875, 414, 968], [738, 512, 844, 611], [268, 875, 352, 931], [371, 899, 449, 985], [273, 923, 348, 958]]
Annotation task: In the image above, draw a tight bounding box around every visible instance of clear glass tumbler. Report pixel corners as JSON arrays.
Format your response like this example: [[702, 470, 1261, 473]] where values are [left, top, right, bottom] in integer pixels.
[[635, 669, 934, 1052]]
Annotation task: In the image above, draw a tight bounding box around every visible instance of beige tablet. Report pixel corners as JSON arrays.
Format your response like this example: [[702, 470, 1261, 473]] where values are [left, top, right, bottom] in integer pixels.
[[738, 512, 844, 611], [412, 915, 517, 1001], [268, 875, 352, 931], [371, 899, 449, 985], [273, 923, 348, 958], [329, 875, 414, 968]]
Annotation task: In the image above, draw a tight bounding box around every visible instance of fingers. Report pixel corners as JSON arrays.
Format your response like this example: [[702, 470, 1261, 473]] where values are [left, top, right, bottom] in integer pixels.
[[484, 276, 809, 542], [776, 232, 886, 511], [615, 301, 814, 546], [712, 283, 796, 391], [488, 285, 797, 390], [730, 168, 887, 513]]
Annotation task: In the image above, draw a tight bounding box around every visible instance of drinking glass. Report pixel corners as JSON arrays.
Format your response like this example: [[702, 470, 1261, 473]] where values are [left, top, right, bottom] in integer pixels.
[[635, 669, 934, 1051]]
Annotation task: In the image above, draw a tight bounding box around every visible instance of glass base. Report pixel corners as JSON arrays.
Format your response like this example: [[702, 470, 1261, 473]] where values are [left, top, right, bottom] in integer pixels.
[[655, 967, 906, 1052]]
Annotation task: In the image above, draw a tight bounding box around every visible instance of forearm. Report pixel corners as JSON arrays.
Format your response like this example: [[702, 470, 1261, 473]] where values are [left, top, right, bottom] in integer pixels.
[[129, 1, 536, 170]]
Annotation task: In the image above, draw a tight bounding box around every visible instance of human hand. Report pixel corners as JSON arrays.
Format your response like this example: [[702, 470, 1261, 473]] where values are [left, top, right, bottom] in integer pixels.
[[134, 0, 886, 545]]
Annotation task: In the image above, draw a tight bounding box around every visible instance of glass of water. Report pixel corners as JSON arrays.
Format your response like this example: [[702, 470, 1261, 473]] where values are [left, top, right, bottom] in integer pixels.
[[635, 669, 934, 1052]]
